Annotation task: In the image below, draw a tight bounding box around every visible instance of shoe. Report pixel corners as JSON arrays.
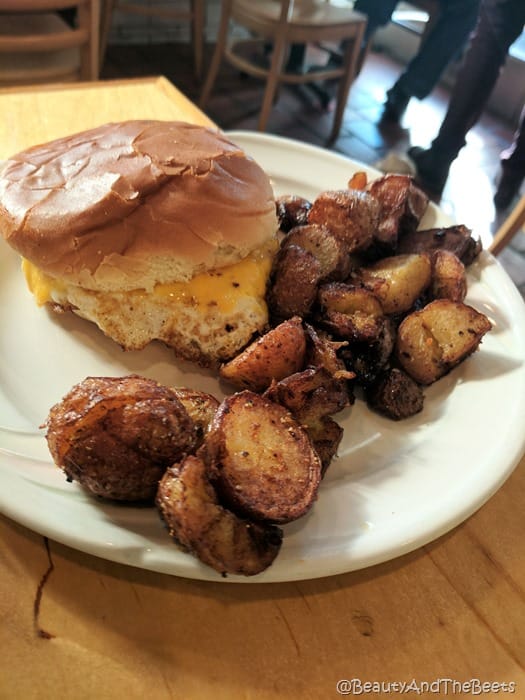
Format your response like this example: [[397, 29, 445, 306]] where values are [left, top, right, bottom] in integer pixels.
[[494, 168, 524, 210], [381, 86, 410, 123], [408, 146, 451, 195]]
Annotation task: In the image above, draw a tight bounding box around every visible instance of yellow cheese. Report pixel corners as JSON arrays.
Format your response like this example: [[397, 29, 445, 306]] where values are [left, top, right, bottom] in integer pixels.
[[21, 258, 64, 306], [21, 242, 277, 312], [153, 244, 275, 314]]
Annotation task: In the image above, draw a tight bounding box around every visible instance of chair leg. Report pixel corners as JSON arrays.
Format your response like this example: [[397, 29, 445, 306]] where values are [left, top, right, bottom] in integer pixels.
[[99, 0, 116, 69], [257, 36, 288, 132], [199, 0, 232, 108], [489, 193, 525, 256], [192, 0, 205, 80], [328, 23, 365, 144]]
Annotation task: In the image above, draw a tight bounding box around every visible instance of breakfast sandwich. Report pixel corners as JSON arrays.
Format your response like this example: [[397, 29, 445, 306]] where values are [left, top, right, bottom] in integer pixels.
[[0, 120, 278, 366]]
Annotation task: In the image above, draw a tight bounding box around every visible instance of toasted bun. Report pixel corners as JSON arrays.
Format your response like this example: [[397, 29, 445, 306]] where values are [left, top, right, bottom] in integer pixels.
[[0, 120, 277, 292]]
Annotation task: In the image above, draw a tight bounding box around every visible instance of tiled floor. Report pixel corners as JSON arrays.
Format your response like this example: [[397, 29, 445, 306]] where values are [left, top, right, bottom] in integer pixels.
[[101, 41, 525, 299]]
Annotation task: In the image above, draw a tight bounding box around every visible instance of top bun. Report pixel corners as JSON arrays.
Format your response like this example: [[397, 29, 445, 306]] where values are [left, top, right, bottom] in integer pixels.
[[0, 120, 277, 292]]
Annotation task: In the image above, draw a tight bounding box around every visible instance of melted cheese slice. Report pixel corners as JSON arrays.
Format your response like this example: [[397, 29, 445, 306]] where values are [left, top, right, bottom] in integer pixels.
[[21, 243, 277, 313]]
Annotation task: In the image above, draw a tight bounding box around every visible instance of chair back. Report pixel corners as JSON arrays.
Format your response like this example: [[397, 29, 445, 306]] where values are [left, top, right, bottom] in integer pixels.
[[0, 0, 100, 85], [200, 0, 367, 142]]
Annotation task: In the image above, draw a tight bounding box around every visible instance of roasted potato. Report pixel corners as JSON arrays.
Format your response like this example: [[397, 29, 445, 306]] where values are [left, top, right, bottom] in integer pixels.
[[282, 224, 353, 281], [397, 224, 482, 265], [44, 375, 197, 501], [348, 171, 368, 190], [308, 189, 380, 253], [305, 416, 344, 475], [366, 367, 424, 420], [339, 317, 396, 386], [267, 243, 322, 321], [204, 391, 322, 524], [157, 454, 283, 576], [220, 316, 306, 392], [366, 173, 429, 250], [265, 367, 350, 474], [396, 300, 492, 384], [430, 250, 467, 303], [171, 388, 220, 445], [304, 323, 354, 383], [354, 253, 432, 315], [317, 283, 385, 342], [265, 367, 350, 426], [276, 194, 311, 232]]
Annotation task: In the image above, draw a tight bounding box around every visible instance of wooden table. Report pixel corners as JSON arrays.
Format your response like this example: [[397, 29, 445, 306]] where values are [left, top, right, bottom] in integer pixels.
[[1, 77, 524, 700]]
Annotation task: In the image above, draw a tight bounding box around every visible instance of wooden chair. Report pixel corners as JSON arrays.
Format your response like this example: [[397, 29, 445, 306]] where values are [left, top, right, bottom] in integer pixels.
[[0, 0, 100, 85], [199, 0, 367, 143], [489, 193, 525, 256], [100, 0, 205, 79]]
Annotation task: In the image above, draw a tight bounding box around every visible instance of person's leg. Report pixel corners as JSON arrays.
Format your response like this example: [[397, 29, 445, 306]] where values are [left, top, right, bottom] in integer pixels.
[[495, 106, 525, 209], [391, 0, 480, 101], [354, 0, 398, 42], [409, 0, 525, 194]]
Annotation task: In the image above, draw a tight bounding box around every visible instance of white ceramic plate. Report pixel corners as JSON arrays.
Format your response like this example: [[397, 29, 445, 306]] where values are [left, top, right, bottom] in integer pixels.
[[1, 132, 525, 584]]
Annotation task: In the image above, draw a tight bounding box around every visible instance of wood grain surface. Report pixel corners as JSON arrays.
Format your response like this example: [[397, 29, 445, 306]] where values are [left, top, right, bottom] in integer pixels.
[[0, 77, 524, 700]]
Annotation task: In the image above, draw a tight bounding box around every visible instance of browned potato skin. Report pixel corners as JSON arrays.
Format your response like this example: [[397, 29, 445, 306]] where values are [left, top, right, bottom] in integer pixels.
[[45, 375, 197, 501], [276, 194, 311, 232], [265, 367, 350, 428], [366, 368, 424, 420], [304, 323, 354, 383], [367, 174, 429, 250], [308, 189, 380, 253], [204, 391, 322, 524], [354, 253, 432, 315], [397, 224, 482, 266], [430, 250, 467, 303], [348, 171, 368, 190], [156, 454, 283, 576], [396, 300, 492, 384], [220, 317, 306, 392], [282, 224, 353, 281], [267, 244, 322, 321], [306, 416, 344, 475]]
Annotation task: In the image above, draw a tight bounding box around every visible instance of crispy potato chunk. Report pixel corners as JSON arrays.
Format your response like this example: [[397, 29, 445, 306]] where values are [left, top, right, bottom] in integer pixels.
[[430, 250, 467, 303], [157, 454, 283, 576], [276, 194, 311, 232], [339, 317, 396, 386], [220, 317, 307, 392], [355, 253, 432, 314], [366, 368, 424, 420], [348, 171, 368, 190], [367, 174, 429, 250], [308, 189, 380, 252], [304, 323, 354, 382], [205, 391, 322, 524], [265, 367, 351, 473], [317, 283, 385, 342], [44, 375, 197, 501], [267, 244, 322, 321], [396, 300, 492, 384], [397, 224, 482, 265], [283, 224, 353, 281]]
